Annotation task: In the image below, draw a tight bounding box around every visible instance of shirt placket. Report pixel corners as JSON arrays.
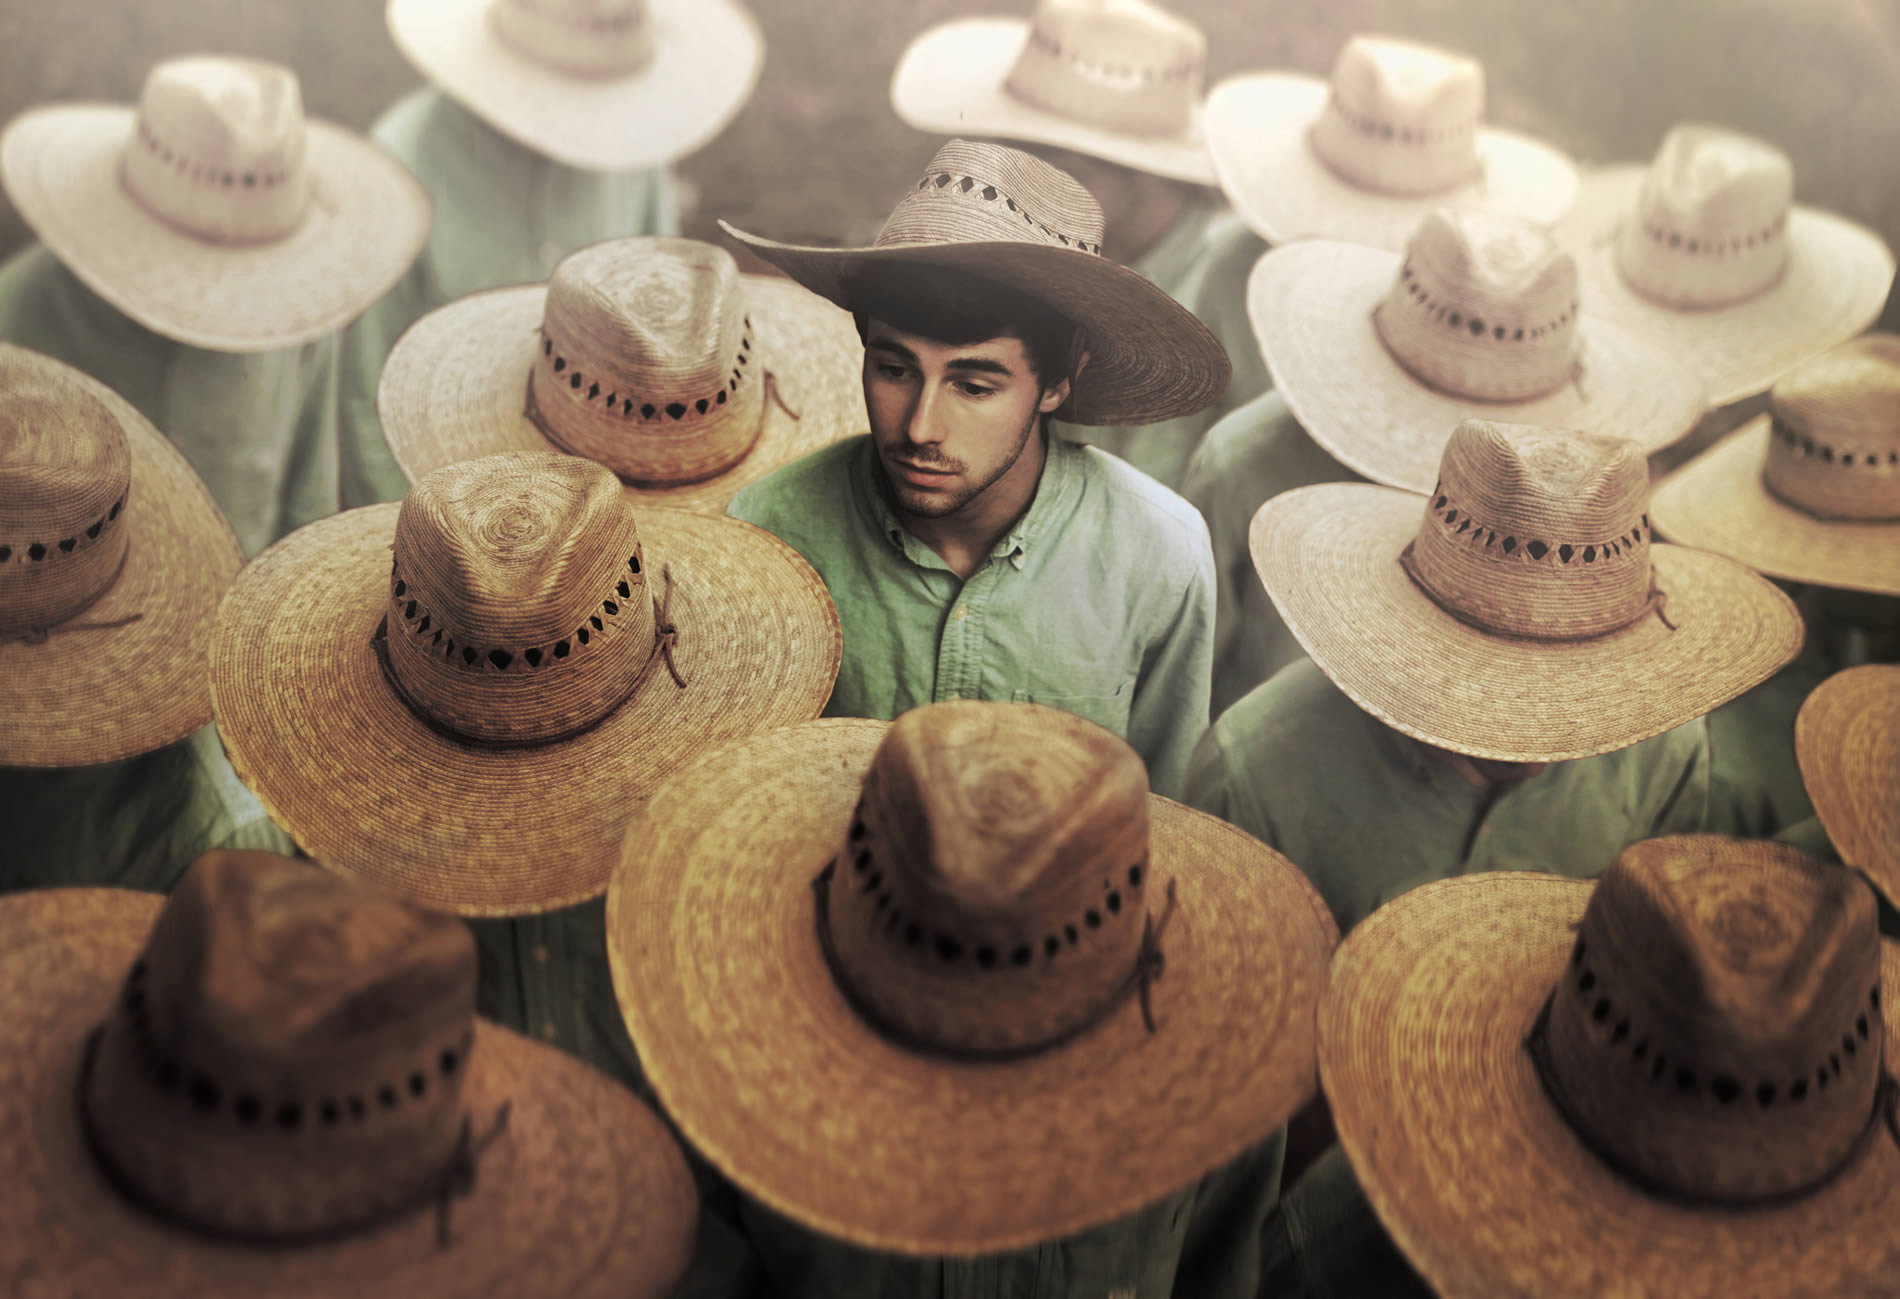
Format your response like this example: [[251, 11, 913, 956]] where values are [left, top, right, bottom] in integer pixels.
[[513, 912, 577, 1052], [933, 560, 1001, 704]]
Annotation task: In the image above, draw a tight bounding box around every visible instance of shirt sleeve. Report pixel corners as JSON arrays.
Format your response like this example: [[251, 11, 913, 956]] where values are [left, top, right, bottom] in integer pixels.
[[1171, 1131, 1288, 1298], [1178, 424, 1249, 704], [280, 336, 341, 539], [1644, 718, 1715, 839], [1127, 520, 1216, 800]]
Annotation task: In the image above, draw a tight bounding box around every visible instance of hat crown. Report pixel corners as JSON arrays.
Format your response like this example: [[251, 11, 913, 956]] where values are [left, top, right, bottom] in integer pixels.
[[486, 0, 654, 79], [1004, 0, 1207, 138], [879, 140, 1108, 258], [1309, 36, 1484, 196], [1763, 333, 1900, 522], [1616, 123, 1794, 309]]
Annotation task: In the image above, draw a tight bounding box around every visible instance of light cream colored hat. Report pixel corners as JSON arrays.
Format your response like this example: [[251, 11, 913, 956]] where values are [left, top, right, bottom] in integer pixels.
[[1321, 840, 1900, 1299], [891, 0, 1216, 185], [209, 451, 840, 916], [1797, 664, 1900, 907], [380, 237, 866, 513], [0, 850, 697, 1297], [607, 705, 1338, 1255], [1652, 334, 1900, 597], [1556, 124, 1894, 407], [1251, 207, 1706, 494], [388, 0, 762, 172], [1204, 35, 1578, 253], [0, 57, 429, 352], [0, 345, 243, 768], [1252, 418, 1803, 762]]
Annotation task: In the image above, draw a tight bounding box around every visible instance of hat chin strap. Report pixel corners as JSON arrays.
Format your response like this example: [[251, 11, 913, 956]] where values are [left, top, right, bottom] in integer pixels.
[[0, 545, 142, 645], [1396, 540, 1677, 642]]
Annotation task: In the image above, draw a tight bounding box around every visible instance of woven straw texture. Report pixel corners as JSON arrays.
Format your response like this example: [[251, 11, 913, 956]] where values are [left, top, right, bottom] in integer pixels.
[[0, 887, 697, 1299], [1320, 871, 1900, 1299], [1249, 240, 1705, 494], [209, 499, 841, 916], [1798, 664, 1900, 905], [606, 718, 1338, 1256], [388, 0, 762, 172]]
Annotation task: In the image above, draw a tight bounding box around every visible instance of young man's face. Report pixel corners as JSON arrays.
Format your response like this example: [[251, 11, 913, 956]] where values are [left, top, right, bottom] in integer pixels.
[[861, 317, 1072, 519]]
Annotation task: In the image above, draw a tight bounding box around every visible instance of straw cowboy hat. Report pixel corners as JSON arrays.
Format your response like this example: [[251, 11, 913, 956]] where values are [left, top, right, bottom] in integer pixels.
[[1251, 207, 1707, 494], [1204, 35, 1579, 254], [209, 451, 840, 916], [607, 704, 1338, 1255], [1321, 837, 1900, 1299], [388, 0, 763, 172], [720, 139, 1231, 427], [1251, 418, 1803, 763], [891, 0, 1217, 186], [379, 237, 867, 513], [0, 345, 243, 768], [1555, 124, 1894, 408], [1798, 664, 1900, 907], [0, 849, 697, 1298], [1, 57, 430, 353], [1652, 334, 1900, 597]]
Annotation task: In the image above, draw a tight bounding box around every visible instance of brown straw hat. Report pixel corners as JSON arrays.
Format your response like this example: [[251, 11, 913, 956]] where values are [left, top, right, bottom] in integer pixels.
[[209, 450, 840, 916], [720, 139, 1230, 427], [1, 57, 429, 353], [1321, 838, 1900, 1299], [1557, 124, 1895, 408], [0, 345, 242, 768], [1205, 35, 1579, 253], [0, 850, 696, 1297], [1250, 208, 1707, 494], [606, 704, 1338, 1255], [1251, 418, 1804, 762], [379, 237, 868, 513], [1652, 334, 1900, 597], [1798, 664, 1900, 906]]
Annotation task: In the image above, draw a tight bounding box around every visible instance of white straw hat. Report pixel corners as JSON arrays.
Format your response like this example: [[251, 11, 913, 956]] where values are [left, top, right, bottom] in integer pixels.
[[1797, 663, 1900, 907]]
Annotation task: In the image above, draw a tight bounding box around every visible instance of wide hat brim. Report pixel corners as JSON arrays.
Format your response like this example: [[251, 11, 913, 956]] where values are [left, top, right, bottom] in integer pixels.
[[606, 718, 1338, 1256], [1250, 240, 1708, 494], [1797, 664, 1900, 904], [1251, 482, 1805, 762], [0, 887, 698, 1299], [1321, 871, 1900, 1299], [379, 274, 867, 513], [718, 222, 1230, 428], [0, 346, 242, 767], [1650, 416, 1900, 596], [209, 503, 841, 916], [1556, 166, 1896, 408], [1204, 73, 1579, 253], [0, 107, 430, 352], [889, 18, 1217, 186], [389, 0, 763, 172]]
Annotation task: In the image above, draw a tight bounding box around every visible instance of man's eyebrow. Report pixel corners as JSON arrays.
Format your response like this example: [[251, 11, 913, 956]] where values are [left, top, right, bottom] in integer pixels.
[[944, 356, 1017, 378], [867, 338, 920, 365]]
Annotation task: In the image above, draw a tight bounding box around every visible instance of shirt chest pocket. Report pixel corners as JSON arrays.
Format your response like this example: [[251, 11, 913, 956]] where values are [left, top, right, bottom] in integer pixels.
[[1011, 680, 1135, 738]]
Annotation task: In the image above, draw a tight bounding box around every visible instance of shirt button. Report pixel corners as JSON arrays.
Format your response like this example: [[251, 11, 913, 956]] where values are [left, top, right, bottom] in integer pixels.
[[541, 1021, 559, 1042], [533, 945, 549, 964], [953, 604, 968, 622]]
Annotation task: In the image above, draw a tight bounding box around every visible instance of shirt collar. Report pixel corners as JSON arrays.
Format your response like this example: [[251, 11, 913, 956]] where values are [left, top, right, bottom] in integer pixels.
[[850, 434, 1086, 572]]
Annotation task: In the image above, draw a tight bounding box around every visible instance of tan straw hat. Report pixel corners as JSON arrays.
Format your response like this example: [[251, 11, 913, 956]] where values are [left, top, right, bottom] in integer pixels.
[[607, 704, 1337, 1255], [0, 57, 429, 352], [1797, 664, 1900, 906], [388, 0, 762, 171], [1204, 35, 1579, 253], [1651, 334, 1900, 597], [1252, 418, 1804, 762], [720, 139, 1230, 427], [1556, 124, 1895, 408], [0, 850, 696, 1297], [891, 0, 1216, 185], [379, 237, 867, 513], [0, 345, 242, 768], [1321, 838, 1900, 1299], [209, 450, 840, 916], [1251, 207, 1707, 494]]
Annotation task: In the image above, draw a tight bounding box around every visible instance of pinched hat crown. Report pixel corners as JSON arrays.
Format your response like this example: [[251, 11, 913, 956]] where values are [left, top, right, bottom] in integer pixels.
[[486, 0, 655, 78], [881, 139, 1107, 257], [1308, 36, 1484, 197], [1762, 333, 1900, 523], [1004, 0, 1206, 138]]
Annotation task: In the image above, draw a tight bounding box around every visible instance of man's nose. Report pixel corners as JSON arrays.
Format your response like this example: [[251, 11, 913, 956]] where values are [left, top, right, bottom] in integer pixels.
[[902, 382, 951, 447]]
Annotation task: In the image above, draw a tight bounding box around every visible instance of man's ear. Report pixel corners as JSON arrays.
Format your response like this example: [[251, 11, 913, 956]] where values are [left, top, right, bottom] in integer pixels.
[[1038, 348, 1091, 414]]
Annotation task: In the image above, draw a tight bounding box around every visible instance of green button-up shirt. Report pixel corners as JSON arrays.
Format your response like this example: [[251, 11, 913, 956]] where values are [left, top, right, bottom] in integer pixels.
[[1185, 659, 1712, 935], [1259, 1147, 1434, 1299], [726, 434, 1215, 798], [337, 88, 680, 508]]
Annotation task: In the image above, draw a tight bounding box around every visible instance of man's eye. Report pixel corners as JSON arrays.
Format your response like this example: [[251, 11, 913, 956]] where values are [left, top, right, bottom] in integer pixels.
[[875, 363, 910, 379], [955, 381, 996, 398]]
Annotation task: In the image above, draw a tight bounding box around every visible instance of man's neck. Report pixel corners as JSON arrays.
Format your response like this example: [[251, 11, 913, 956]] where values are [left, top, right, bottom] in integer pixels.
[[890, 431, 1049, 581]]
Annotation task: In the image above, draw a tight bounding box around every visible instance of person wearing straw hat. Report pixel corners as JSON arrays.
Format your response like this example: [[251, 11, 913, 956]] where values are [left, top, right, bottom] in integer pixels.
[[722, 140, 1227, 798], [0, 56, 431, 559], [607, 700, 1338, 1298], [0, 345, 293, 894], [892, 0, 1268, 488], [0, 847, 698, 1296], [337, 0, 764, 511], [375, 236, 867, 514], [1791, 663, 1900, 934], [1182, 206, 1707, 715]]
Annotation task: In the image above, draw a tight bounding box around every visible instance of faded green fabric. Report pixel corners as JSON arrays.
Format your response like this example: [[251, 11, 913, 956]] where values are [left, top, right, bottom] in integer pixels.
[[1056, 202, 1269, 490], [1260, 1147, 1433, 1299], [337, 88, 679, 508], [0, 244, 339, 558], [0, 724, 294, 895], [1178, 392, 1361, 717], [1185, 659, 1712, 935], [727, 434, 1215, 798]]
